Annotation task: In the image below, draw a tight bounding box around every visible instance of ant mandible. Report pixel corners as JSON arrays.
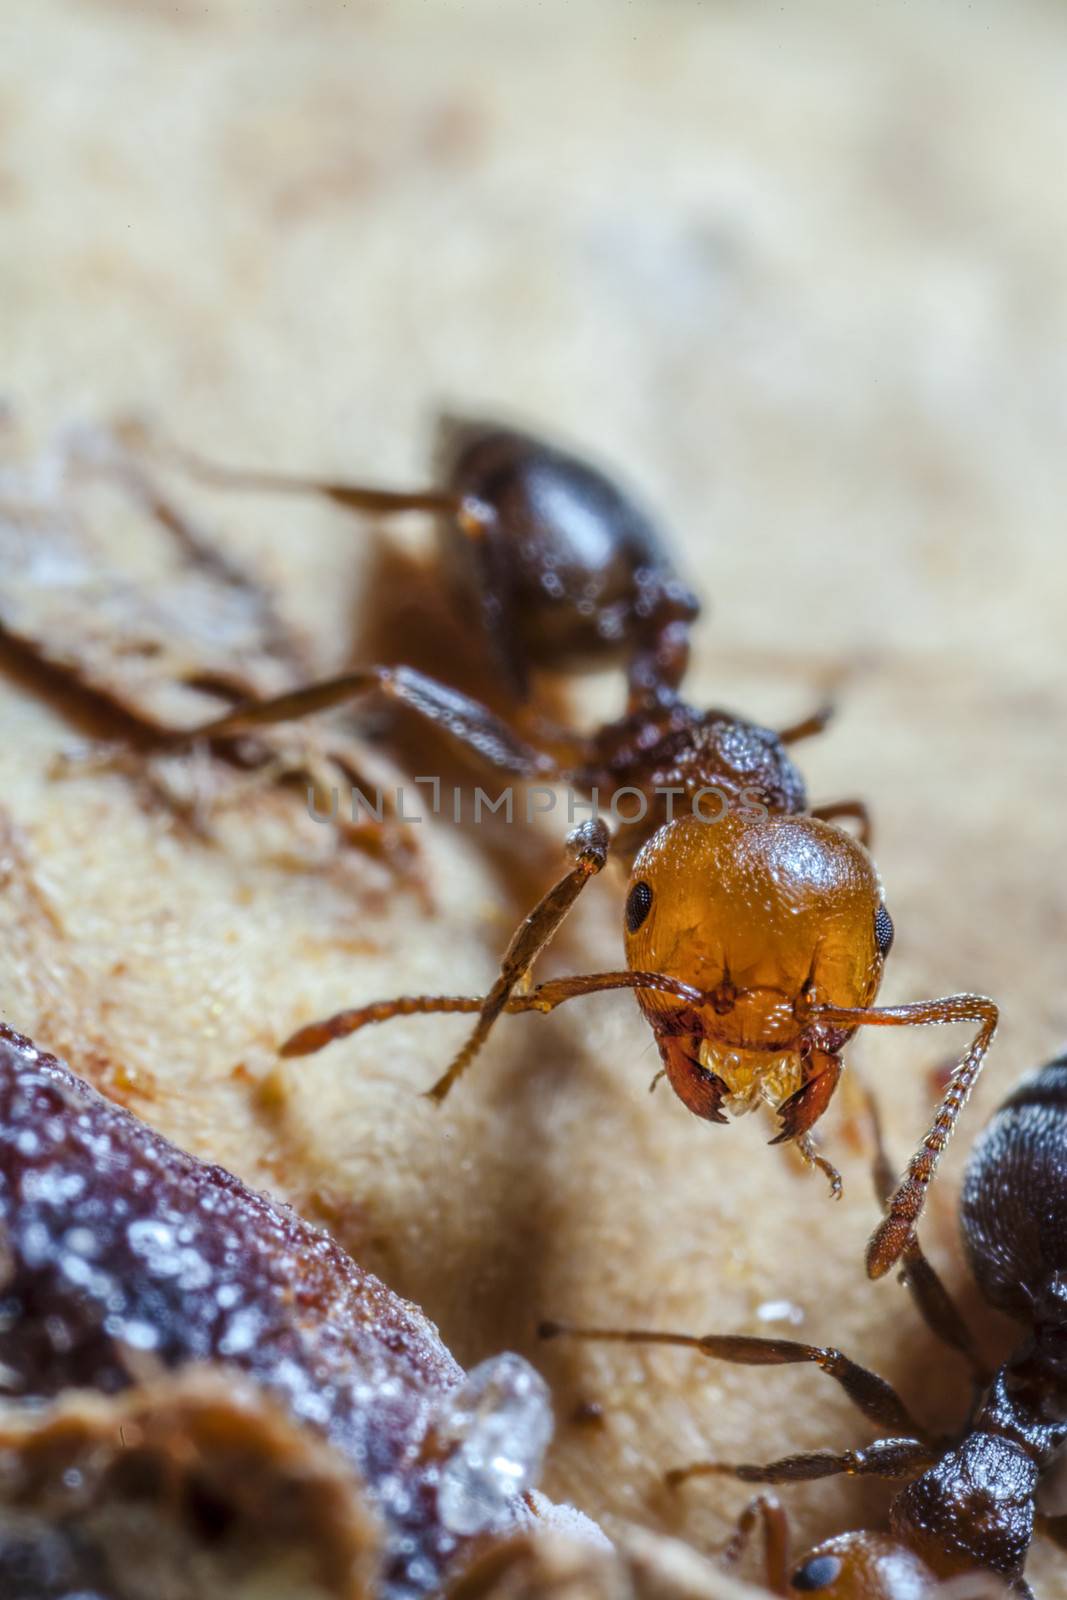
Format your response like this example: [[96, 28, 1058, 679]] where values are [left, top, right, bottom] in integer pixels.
[[147, 416, 996, 1279], [541, 1062, 1067, 1598]]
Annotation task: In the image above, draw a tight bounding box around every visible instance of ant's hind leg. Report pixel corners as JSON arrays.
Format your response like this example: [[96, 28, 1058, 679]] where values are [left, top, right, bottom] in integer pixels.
[[117, 417, 465, 521], [666, 1436, 934, 1491], [538, 1323, 925, 1437], [118, 419, 545, 695], [169, 664, 560, 782]]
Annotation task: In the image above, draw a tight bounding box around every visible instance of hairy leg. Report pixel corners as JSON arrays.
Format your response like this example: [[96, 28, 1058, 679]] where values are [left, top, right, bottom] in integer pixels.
[[812, 995, 998, 1278], [865, 1087, 988, 1382], [281, 967, 709, 1061], [537, 1323, 925, 1437]]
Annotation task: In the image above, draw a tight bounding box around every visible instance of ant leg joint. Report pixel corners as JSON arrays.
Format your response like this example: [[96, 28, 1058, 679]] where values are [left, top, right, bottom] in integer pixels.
[[565, 817, 611, 871]]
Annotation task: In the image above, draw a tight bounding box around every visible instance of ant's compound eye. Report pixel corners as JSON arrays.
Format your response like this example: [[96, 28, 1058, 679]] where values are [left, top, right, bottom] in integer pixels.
[[625, 880, 653, 934], [791, 1555, 843, 1592], [874, 904, 895, 958]]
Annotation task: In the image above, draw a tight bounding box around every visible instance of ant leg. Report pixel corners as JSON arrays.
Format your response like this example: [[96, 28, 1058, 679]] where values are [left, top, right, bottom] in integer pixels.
[[810, 800, 872, 847], [421, 818, 612, 1103], [665, 1436, 934, 1491], [117, 418, 464, 520], [717, 1494, 791, 1595], [812, 996, 999, 1279], [119, 421, 543, 697], [54, 425, 309, 688], [865, 1089, 989, 1383], [778, 704, 835, 745], [281, 968, 708, 1061], [537, 1324, 925, 1436], [169, 664, 559, 780]]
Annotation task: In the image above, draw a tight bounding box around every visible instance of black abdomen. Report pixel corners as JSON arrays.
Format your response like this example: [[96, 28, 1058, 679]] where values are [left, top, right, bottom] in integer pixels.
[[439, 419, 696, 677], [960, 1054, 1067, 1318]]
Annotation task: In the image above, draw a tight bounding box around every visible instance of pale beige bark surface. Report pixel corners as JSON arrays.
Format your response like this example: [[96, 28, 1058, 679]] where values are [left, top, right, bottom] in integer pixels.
[[1, 0, 1065, 1593]]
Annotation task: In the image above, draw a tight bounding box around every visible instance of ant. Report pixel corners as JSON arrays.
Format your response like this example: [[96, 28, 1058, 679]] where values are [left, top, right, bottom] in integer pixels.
[[540, 1062, 1067, 1598], [138, 415, 996, 1279], [130, 414, 704, 708]]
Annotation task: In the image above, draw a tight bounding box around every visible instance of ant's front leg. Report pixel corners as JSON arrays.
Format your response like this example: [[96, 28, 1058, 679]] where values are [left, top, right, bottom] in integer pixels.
[[197, 667, 614, 1098], [717, 1493, 791, 1596], [814, 994, 999, 1279], [422, 816, 612, 1102], [864, 1087, 989, 1385]]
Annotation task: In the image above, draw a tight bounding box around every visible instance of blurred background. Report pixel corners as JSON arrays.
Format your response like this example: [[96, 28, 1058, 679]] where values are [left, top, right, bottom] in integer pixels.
[[5, 0, 1065, 672], [2, 1, 1065, 1592]]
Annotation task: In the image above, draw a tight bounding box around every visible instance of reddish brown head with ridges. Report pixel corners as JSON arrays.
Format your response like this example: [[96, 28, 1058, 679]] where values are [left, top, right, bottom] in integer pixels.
[[623, 813, 891, 1121]]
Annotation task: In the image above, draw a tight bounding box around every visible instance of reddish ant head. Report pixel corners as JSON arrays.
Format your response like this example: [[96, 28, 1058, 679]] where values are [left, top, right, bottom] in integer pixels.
[[623, 813, 892, 1122], [787, 1534, 936, 1600]]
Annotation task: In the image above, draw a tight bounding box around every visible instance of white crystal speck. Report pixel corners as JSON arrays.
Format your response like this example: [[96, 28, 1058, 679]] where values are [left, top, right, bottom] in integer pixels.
[[434, 1352, 553, 1537]]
